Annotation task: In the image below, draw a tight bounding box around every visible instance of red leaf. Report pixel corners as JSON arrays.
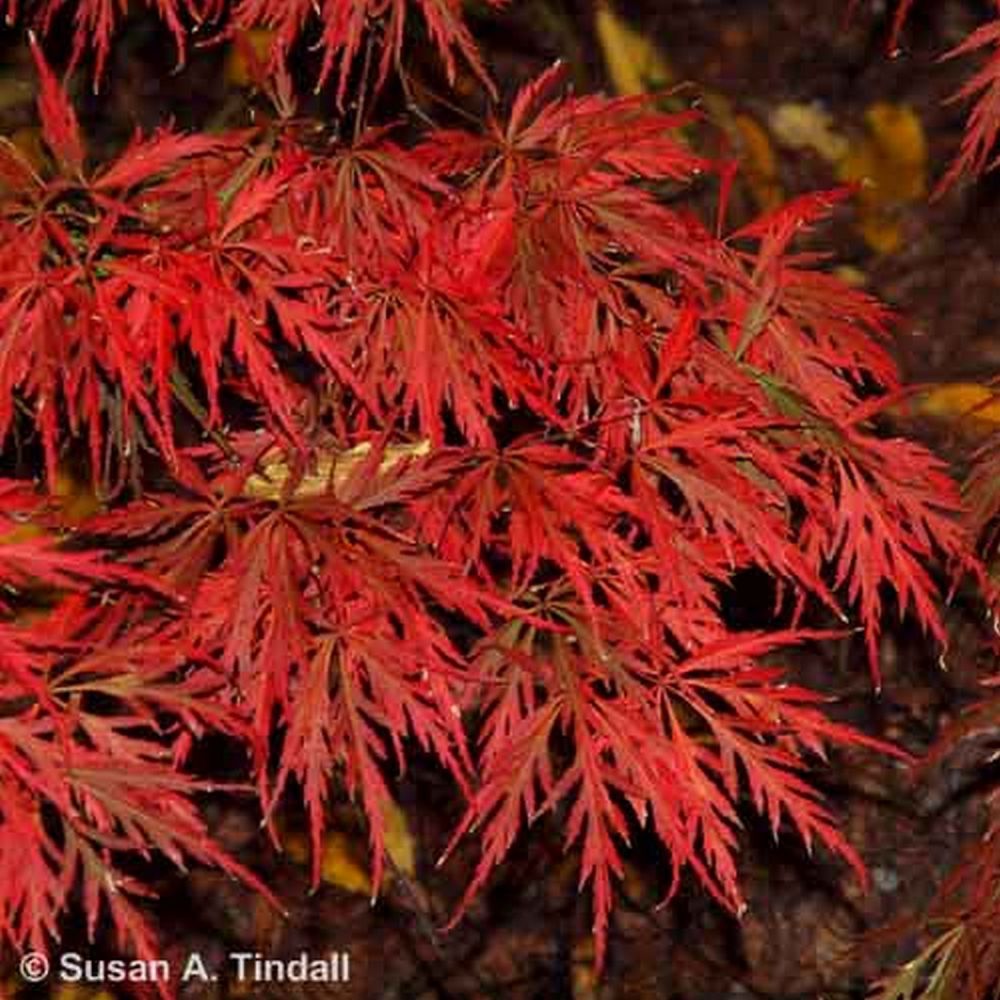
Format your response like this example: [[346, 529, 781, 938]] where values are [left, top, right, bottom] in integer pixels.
[[937, 13, 1000, 193], [29, 33, 85, 174]]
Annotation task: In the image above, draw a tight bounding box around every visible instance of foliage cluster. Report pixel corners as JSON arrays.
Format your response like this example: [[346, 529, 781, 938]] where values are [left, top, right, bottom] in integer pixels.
[[0, 1, 997, 996]]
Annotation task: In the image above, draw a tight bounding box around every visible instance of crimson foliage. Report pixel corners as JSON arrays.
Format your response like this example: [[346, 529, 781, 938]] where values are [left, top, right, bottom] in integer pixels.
[[0, 0, 994, 990]]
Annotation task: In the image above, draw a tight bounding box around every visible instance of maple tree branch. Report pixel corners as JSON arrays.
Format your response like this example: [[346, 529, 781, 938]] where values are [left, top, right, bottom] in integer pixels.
[[168, 368, 239, 463]]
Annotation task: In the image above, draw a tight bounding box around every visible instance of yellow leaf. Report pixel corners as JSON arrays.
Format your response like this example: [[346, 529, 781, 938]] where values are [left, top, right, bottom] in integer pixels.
[[833, 265, 868, 287], [770, 100, 927, 254], [224, 29, 275, 88], [733, 113, 784, 211], [286, 798, 417, 895], [594, 2, 674, 96], [54, 467, 102, 524], [861, 102, 928, 199], [0, 466, 100, 546], [836, 102, 927, 254], [909, 383, 1000, 431], [383, 797, 416, 878], [243, 438, 431, 501], [291, 830, 372, 894], [852, 212, 904, 255], [769, 102, 850, 162], [52, 987, 118, 1000], [9, 126, 46, 172]]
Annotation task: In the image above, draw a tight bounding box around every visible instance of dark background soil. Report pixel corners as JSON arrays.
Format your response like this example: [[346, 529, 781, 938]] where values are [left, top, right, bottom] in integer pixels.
[[2, 2, 999, 998]]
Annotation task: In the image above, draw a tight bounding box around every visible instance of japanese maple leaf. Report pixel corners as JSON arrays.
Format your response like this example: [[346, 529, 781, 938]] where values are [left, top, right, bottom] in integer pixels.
[[231, 0, 504, 104], [287, 126, 443, 270], [444, 624, 894, 972], [0, 541, 270, 990], [937, 9, 1000, 193], [331, 232, 545, 446], [801, 424, 970, 687], [720, 190, 898, 420]]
